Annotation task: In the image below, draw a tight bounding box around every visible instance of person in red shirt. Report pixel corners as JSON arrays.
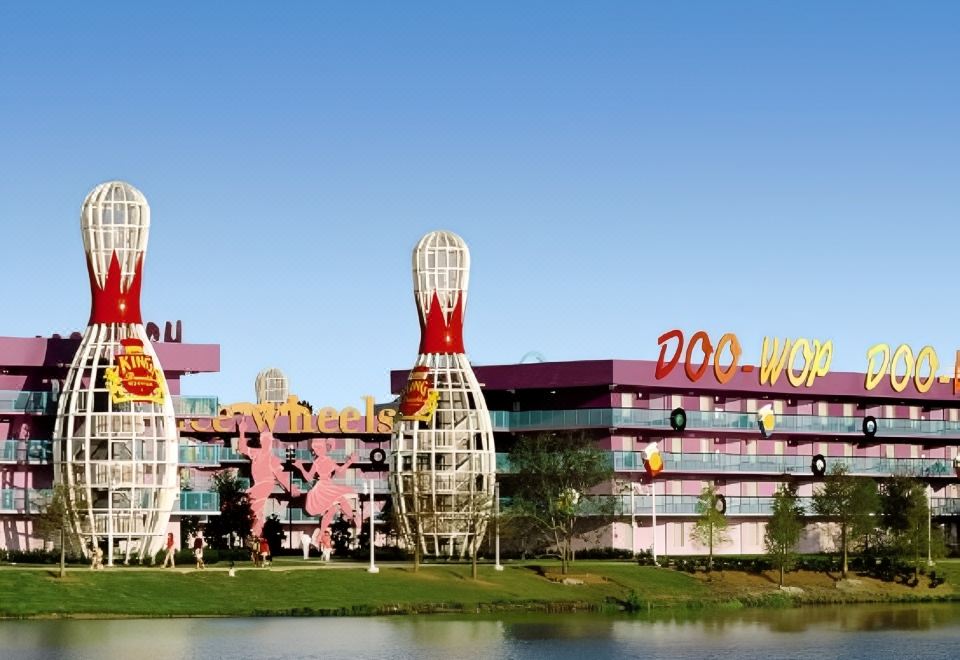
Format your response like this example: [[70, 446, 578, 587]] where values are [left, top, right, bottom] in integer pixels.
[[259, 537, 271, 567], [193, 536, 205, 569], [162, 533, 175, 568]]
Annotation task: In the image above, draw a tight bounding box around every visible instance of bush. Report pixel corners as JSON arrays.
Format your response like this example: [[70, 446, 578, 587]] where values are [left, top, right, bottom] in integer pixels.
[[575, 547, 635, 560], [0, 548, 86, 565], [349, 545, 409, 561]]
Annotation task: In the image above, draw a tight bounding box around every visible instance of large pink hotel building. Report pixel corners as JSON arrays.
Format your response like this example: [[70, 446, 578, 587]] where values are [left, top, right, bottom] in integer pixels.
[[3, 328, 959, 557]]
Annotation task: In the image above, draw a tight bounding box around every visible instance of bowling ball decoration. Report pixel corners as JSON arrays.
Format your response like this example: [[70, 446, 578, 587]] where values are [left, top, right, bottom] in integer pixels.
[[643, 442, 664, 477], [398, 366, 439, 422], [104, 338, 165, 405], [369, 447, 387, 469], [862, 415, 878, 438], [669, 407, 687, 432]]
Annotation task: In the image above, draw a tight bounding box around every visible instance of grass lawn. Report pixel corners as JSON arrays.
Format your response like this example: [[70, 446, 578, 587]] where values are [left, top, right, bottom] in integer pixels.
[[0, 561, 705, 618], [1, 558, 956, 618]]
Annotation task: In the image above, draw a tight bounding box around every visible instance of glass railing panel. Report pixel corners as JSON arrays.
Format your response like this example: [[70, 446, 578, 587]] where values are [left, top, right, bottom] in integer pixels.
[[0, 440, 16, 462], [178, 444, 221, 465], [177, 491, 220, 512], [26, 439, 52, 463], [171, 395, 220, 417], [489, 407, 960, 438], [219, 446, 246, 462]]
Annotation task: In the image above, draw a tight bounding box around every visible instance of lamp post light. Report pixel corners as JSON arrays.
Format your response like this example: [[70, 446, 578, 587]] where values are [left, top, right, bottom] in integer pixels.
[[494, 481, 503, 571], [366, 480, 379, 573], [285, 446, 297, 552], [927, 482, 934, 567]]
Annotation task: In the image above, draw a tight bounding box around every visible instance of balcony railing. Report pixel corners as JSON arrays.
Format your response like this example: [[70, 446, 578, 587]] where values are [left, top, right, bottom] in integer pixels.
[[613, 451, 957, 478], [0, 390, 57, 414], [171, 396, 220, 417], [0, 488, 52, 513], [178, 444, 221, 466], [0, 391, 219, 417], [0, 439, 53, 464], [175, 490, 220, 513], [490, 408, 960, 439]]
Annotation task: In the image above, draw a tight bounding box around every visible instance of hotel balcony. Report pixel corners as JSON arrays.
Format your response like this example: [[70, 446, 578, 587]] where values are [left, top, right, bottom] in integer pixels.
[[0, 390, 219, 418], [490, 408, 960, 440], [567, 494, 960, 518], [174, 490, 220, 514], [0, 488, 51, 514], [612, 451, 957, 479], [0, 439, 53, 464]]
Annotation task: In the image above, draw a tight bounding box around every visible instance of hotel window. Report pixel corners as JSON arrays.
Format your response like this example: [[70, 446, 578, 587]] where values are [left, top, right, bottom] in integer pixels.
[[844, 443, 852, 457], [910, 445, 919, 459], [671, 437, 681, 453], [746, 440, 757, 456], [671, 395, 683, 409], [747, 399, 757, 413], [743, 482, 757, 497], [621, 393, 632, 408], [843, 403, 854, 417], [884, 405, 894, 418], [700, 438, 709, 454], [885, 444, 895, 459], [950, 409, 959, 423], [774, 400, 784, 415], [909, 406, 920, 420], [675, 522, 685, 547], [818, 402, 828, 416], [700, 396, 713, 412], [817, 442, 828, 456], [774, 441, 784, 456]]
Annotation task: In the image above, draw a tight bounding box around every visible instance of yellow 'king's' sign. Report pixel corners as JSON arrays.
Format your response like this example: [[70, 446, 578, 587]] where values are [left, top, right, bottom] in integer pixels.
[[105, 338, 165, 405]]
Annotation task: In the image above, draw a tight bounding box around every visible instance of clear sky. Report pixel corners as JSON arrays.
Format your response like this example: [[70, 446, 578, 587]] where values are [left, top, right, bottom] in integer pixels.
[[1, 2, 957, 407]]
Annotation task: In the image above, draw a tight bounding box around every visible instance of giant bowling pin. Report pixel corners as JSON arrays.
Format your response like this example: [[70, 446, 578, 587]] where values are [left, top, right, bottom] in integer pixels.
[[390, 231, 496, 558], [53, 182, 178, 565]]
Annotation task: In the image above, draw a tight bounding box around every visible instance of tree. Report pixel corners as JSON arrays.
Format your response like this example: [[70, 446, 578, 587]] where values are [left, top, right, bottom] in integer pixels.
[[261, 514, 285, 555], [460, 489, 495, 580], [179, 515, 201, 548], [812, 464, 878, 578], [764, 483, 805, 587], [507, 433, 613, 574], [879, 476, 929, 581], [690, 483, 730, 572], [31, 484, 81, 578], [204, 471, 254, 550]]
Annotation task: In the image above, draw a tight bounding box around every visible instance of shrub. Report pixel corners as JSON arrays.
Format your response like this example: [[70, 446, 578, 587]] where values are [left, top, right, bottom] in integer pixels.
[[576, 547, 635, 560]]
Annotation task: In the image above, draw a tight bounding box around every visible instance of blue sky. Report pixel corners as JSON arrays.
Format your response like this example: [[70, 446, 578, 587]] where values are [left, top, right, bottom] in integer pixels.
[[1, 2, 957, 406]]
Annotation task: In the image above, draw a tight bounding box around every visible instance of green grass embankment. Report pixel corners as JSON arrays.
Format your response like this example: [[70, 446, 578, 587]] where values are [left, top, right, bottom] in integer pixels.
[[1, 559, 958, 619], [0, 561, 705, 618]]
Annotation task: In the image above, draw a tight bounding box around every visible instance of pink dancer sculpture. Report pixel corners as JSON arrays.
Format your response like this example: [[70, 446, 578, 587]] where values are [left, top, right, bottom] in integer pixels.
[[237, 418, 301, 535], [292, 439, 360, 547]]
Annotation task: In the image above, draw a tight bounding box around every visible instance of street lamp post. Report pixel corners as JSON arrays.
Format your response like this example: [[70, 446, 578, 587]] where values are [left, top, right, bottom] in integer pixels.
[[366, 480, 379, 573], [927, 482, 934, 567], [494, 481, 503, 571], [285, 446, 296, 552], [650, 478, 658, 565]]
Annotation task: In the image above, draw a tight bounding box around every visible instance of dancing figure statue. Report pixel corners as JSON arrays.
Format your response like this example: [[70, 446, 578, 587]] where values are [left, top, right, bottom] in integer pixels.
[[237, 418, 300, 535], [292, 439, 360, 547]]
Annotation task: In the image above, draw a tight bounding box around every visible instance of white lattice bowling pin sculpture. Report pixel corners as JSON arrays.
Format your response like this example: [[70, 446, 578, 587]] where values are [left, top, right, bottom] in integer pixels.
[[53, 182, 178, 565], [390, 231, 496, 558]]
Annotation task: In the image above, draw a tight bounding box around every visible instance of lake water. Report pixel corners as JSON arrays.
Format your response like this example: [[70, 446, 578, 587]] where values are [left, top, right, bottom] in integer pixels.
[[1, 603, 958, 659]]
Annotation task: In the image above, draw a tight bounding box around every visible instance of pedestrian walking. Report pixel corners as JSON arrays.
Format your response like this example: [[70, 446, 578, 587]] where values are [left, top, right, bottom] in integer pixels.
[[162, 532, 176, 568]]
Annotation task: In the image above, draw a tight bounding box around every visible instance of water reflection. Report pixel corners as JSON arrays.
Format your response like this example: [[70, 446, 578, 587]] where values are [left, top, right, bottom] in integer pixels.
[[1, 604, 959, 660]]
